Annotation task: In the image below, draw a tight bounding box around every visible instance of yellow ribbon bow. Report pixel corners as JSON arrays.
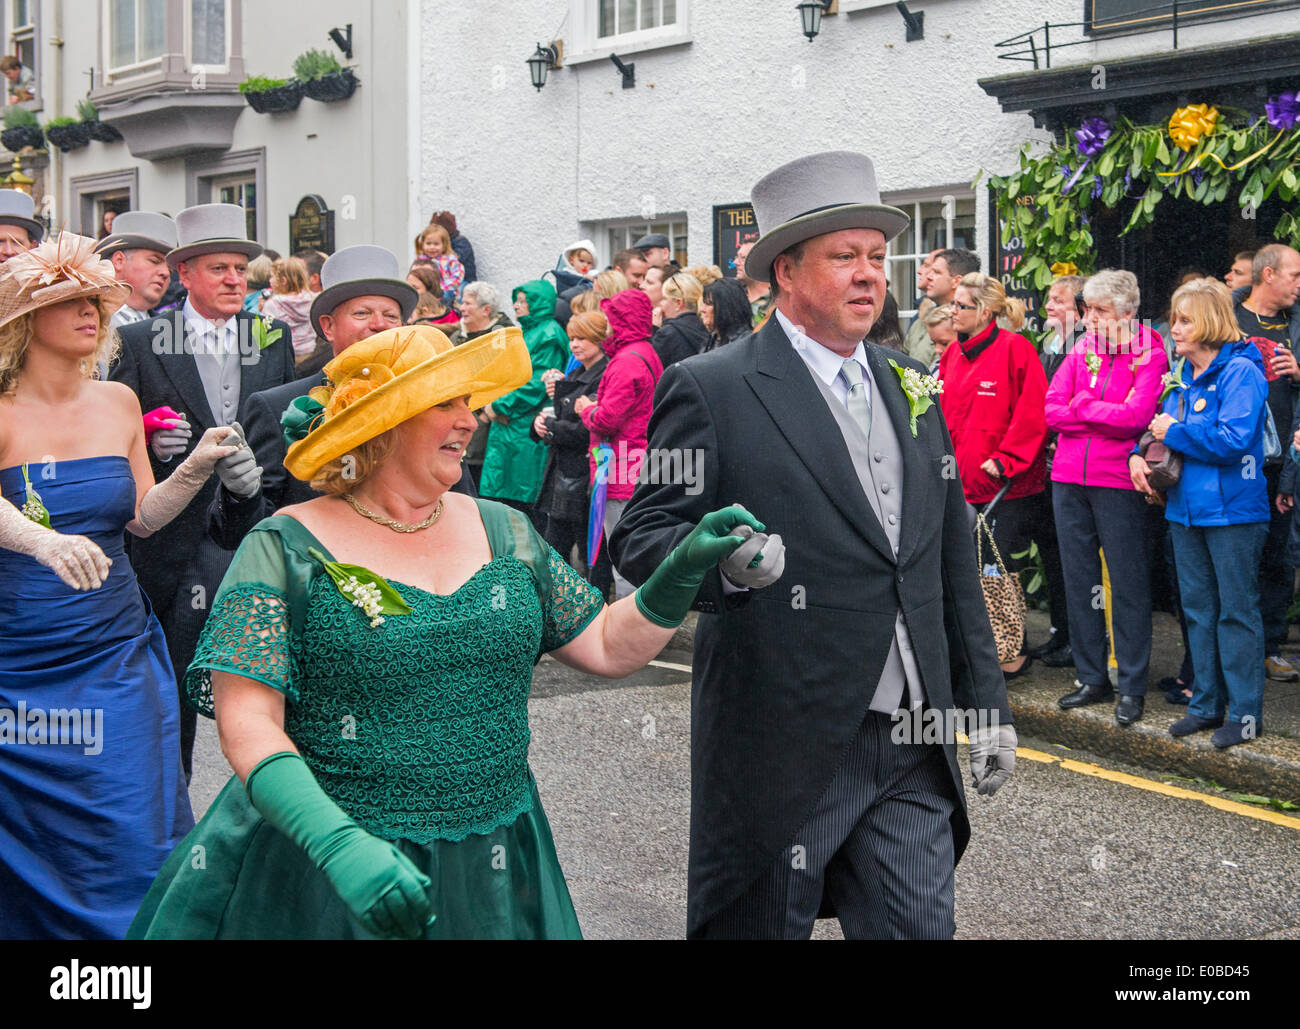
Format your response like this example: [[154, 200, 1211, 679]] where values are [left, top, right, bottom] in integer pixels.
[[1168, 104, 1219, 152], [1050, 261, 1079, 277]]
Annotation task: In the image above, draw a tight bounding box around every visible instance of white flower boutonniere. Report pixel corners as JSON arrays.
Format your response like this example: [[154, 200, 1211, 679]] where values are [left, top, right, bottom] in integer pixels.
[[888, 359, 944, 438], [252, 315, 283, 351], [1085, 350, 1101, 388]]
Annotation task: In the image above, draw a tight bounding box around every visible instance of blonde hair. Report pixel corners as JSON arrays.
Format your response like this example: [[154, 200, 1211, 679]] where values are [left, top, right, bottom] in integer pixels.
[[271, 256, 309, 294], [663, 271, 703, 312], [684, 264, 723, 287], [1169, 278, 1241, 350], [567, 310, 609, 344], [0, 298, 121, 396], [957, 272, 1025, 331], [246, 254, 274, 289], [923, 303, 954, 327], [592, 269, 628, 299], [312, 429, 396, 495], [568, 290, 601, 314], [416, 223, 452, 258]]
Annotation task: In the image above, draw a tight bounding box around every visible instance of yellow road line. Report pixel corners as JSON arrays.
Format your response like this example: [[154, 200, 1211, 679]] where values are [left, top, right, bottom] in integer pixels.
[[648, 659, 693, 673], [1016, 744, 1300, 830]]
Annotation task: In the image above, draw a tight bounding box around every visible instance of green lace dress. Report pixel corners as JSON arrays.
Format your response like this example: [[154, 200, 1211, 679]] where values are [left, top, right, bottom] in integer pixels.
[[127, 500, 604, 940]]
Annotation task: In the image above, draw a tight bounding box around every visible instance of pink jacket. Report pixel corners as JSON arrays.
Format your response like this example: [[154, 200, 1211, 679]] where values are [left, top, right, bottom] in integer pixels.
[[1044, 325, 1168, 490], [582, 289, 664, 500]]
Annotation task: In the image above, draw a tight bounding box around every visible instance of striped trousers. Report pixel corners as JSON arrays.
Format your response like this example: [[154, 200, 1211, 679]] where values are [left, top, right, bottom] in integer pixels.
[[692, 710, 958, 939]]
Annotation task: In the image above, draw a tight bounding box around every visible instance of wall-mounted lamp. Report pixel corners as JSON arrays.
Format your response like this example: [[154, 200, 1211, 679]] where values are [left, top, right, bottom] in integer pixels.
[[609, 52, 635, 89], [328, 24, 353, 60], [895, 2, 924, 42], [797, 0, 836, 42], [526, 41, 562, 91]]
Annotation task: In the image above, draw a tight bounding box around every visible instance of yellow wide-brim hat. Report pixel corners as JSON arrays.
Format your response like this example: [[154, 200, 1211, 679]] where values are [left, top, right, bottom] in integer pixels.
[[283, 323, 531, 482]]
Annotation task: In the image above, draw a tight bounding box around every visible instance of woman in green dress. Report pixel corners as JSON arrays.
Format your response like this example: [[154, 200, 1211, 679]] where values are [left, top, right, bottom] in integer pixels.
[[129, 324, 769, 939]]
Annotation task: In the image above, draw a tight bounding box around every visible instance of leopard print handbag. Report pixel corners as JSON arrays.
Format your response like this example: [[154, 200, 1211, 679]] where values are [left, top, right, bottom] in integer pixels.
[[975, 513, 1026, 665]]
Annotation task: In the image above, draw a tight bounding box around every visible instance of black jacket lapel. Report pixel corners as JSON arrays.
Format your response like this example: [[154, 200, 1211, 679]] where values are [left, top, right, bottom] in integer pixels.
[[744, 317, 896, 565], [153, 311, 217, 428]]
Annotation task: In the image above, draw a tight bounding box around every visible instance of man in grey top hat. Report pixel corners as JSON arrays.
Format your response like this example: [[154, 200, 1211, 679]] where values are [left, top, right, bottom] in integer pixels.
[[110, 202, 296, 781], [612, 151, 1015, 939], [0, 187, 42, 262], [94, 211, 178, 330], [208, 244, 478, 550]]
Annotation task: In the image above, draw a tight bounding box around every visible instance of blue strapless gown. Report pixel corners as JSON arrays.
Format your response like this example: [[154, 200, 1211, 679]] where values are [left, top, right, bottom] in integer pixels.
[[0, 456, 194, 939]]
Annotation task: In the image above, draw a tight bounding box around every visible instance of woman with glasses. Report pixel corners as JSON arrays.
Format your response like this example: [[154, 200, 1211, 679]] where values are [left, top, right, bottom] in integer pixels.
[[938, 272, 1052, 680], [1046, 270, 1168, 725]]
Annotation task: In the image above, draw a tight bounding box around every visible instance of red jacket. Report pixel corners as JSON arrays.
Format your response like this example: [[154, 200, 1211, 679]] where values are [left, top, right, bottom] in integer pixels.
[[583, 289, 664, 500], [938, 322, 1048, 503]]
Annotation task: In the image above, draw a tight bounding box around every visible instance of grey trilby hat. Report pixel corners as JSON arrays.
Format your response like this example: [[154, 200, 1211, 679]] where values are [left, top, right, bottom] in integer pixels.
[[309, 245, 419, 337], [744, 151, 910, 285], [0, 188, 43, 244], [166, 203, 262, 269], [94, 211, 178, 258]]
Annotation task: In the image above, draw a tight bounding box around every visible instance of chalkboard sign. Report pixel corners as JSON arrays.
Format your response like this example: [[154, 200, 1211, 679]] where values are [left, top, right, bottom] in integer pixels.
[[289, 194, 335, 255], [713, 203, 759, 278], [987, 189, 1043, 339], [1087, 0, 1281, 33]]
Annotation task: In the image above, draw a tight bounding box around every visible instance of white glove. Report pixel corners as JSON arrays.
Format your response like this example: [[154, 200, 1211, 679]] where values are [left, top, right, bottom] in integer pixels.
[[968, 723, 1017, 796], [136, 427, 240, 534], [214, 421, 261, 499], [0, 495, 112, 590], [151, 415, 192, 461], [717, 519, 785, 588]]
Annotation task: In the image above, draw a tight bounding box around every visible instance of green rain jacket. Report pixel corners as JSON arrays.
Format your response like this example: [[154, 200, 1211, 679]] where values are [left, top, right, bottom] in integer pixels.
[[479, 280, 572, 503]]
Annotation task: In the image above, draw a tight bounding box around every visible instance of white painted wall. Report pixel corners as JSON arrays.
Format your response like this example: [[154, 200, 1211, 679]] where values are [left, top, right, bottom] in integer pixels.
[[45, 0, 412, 258], [417, 0, 1299, 292]]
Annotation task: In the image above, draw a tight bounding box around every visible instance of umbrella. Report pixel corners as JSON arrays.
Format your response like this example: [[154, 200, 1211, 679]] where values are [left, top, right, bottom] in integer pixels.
[[587, 443, 614, 565]]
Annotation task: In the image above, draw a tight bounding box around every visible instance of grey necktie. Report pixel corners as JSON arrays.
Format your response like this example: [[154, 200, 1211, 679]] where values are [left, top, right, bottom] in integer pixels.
[[840, 358, 870, 439]]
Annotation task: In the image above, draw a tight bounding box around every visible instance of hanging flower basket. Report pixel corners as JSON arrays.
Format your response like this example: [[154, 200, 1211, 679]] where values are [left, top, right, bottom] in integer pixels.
[[302, 69, 358, 103], [85, 120, 123, 143], [1, 125, 45, 153], [243, 79, 304, 114], [44, 121, 91, 152]]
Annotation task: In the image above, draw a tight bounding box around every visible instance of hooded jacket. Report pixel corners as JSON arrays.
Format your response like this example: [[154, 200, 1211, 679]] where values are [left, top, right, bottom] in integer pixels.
[[479, 280, 571, 503], [1044, 324, 1168, 491], [938, 321, 1049, 503], [1156, 340, 1270, 527], [651, 310, 710, 368], [582, 289, 664, 501], [260, 290, 318, 358]]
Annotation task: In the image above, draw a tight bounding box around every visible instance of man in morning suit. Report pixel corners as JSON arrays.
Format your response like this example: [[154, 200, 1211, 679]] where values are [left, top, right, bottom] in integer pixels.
[[110, 203, 295, 780], [610, 151, 1017, 939], [207, 245, 477, 551]]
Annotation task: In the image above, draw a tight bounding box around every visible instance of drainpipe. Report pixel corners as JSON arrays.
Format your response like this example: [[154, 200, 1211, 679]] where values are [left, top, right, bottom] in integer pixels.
[[49, 0, 64, 230]]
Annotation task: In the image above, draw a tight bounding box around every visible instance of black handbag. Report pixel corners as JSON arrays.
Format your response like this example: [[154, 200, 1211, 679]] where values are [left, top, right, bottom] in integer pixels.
[[549, 472, 589, 523]]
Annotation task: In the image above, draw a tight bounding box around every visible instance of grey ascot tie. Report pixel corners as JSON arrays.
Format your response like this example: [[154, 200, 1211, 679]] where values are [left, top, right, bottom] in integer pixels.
[[840, 358, 871, 438]]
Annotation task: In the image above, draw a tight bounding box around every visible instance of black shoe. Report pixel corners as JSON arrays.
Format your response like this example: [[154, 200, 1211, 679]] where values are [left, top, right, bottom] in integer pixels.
[[1115, 695, 1145, 725], [1058, 680, 1115, 709], [1169, 713, 1224, 737], [1027, 635, 1066, 660], [1040, 642, 1075, 668], [1211, 721, 1259, 748], [1002, 654, 1034, 682]]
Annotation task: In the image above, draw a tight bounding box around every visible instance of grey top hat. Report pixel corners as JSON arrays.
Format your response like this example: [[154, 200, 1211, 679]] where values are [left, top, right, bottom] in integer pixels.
[[0, 188, 43, 244], [309, 245, 419, 337], [744, 151, 910, 285], [94, 211, 179, 258], [633, 232, 670, 251], [166, 203, 262, 269]]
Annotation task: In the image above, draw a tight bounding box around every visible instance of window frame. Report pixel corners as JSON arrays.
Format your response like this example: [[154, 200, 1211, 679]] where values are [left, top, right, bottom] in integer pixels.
[[3, 0, 41, 111], [186, 147, 265, 245], [880, 187, 977, 321], [185, 0, 231, 75], [590, 213, 690, 270], [567, 0, 691, 64], [69, 167, 140, 237], [103, 0, 169, 79]]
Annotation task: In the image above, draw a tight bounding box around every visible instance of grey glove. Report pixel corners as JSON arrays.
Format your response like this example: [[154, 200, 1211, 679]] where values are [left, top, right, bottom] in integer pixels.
[[968, 723, 1017, 796], [214, 421, 261, 498], [717, 517, 785, 589], [150, 415, 191, 462]]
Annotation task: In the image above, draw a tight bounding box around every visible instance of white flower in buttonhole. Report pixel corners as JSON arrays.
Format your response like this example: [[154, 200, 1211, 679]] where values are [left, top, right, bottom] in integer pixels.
[[1085, 350, 1101, 387], [888, 360, 944, 437], [339, 575, 386, 628]]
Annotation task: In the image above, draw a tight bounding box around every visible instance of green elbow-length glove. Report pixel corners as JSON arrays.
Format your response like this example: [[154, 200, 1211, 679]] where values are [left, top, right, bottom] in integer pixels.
[[634, 504, 770, 627], [245, 752, 435, 939]]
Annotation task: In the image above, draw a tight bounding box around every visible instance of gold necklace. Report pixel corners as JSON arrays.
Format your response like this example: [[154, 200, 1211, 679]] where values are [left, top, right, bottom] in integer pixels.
[[342, 493, 444, 533]]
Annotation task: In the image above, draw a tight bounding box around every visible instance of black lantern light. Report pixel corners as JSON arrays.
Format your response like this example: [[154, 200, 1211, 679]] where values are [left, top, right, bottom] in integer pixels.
[[526, 42, 560, 91], [797, 0, 833, 42]]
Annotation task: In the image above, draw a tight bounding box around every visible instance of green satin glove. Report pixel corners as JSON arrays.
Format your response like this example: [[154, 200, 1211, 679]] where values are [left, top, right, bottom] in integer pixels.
[[245, 752, 435, 939], [634, 504, 766, 627]]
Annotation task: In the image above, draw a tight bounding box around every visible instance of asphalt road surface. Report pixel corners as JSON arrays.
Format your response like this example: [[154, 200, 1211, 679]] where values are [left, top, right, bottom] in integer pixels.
[[189, 645, 1300, 941]]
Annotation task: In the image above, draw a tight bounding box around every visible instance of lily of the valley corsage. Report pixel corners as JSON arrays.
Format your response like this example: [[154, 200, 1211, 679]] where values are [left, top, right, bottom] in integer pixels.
[[252, 314, 283, 351], [888, 359, 944, 438], [20, 462, 51, 528], [1159, 356, 1187, 403], [308, 547, 411, 629], [1085, 350, 1101, 388]]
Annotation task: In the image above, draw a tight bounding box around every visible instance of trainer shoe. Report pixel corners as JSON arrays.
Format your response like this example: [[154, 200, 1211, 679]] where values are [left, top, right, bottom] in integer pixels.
[[1265, 655, 1299, 681]]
